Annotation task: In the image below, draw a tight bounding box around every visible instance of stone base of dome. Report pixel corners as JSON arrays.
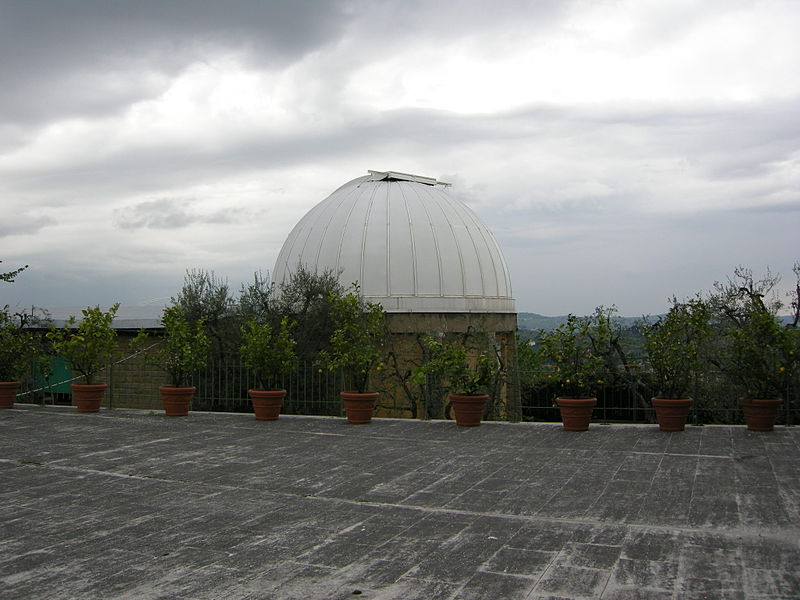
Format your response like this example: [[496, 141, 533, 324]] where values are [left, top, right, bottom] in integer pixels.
[[366, 295, 516, 314], [384, 311, 516, 334], [372, 312, 520, 422]]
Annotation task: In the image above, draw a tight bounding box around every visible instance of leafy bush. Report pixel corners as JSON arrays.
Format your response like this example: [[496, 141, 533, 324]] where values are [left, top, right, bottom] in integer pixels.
[[0, 307, 47, 381], [536, 311, 612, 398], [413, 337, 500, 396], [642, 296, 711, 399], [240, 316, 297, 389], [172, 269, 236, 357], [47, 304, 119, 384], [133, 305, 211, 387], [317, 286, 385, 393], [727, 307, 797, 398], [269, 266, 345, 362], [708, 265, 799, 400]]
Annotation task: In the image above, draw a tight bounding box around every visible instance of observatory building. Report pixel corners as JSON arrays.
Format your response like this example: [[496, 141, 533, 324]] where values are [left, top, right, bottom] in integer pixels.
[[273, 170, 520, 419]]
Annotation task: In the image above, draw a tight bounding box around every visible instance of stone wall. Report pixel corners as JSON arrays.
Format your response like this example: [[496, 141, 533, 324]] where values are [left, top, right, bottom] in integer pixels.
[[105, 335, 167, 410], [75, 334, 166, 411], [373, 312, 520, 421]]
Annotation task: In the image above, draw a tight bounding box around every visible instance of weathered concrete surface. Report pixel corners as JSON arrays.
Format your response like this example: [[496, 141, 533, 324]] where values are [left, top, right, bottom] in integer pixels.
[[1, 405, 798, 600]]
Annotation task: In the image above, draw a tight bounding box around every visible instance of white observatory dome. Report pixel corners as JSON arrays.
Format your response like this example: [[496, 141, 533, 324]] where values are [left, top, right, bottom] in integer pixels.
[[272, 170, 515, 313]]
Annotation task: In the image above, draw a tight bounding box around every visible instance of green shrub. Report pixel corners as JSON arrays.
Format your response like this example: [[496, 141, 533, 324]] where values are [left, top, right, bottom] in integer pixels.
[[0, 307, 46, 381], [413, 337, 500, 396], [240, 316, 297, 389], [47, 304, 119, 384], [642, 296, 711, 399], [317, 286, 385, 393], [536, 312, 611, 398], [133, 305, 211, 387]]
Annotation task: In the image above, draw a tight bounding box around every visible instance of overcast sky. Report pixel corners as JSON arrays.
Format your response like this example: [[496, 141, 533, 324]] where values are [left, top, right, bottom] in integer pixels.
[[1, 0, 798, 316]]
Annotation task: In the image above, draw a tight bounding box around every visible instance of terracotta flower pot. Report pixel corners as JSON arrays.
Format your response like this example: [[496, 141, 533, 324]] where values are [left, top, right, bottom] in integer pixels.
[[449, 393, 488, 427], [71, 383, 106, 412], [740, 398, 782, 431], [555, 397, 597, 431], [341, 391, 378, 424], [249, 389, 286, 421], [652, 397, 693, 431], [159, 386, 195, 417], [0, 381, 21, 409]]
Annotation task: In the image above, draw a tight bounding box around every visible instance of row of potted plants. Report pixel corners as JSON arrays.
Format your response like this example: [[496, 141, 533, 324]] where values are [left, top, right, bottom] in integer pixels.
[[1, 302, 211, 415], [531, 286, 798, 432], [3, 267, 796, 431], [1, 286, 502, 426]]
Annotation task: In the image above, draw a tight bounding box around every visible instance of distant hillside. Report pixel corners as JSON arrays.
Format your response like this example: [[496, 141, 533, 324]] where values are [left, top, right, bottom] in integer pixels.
[[517, 312, 796, 332], [516, 312, 646, 332], [516, 313, 569, 332]]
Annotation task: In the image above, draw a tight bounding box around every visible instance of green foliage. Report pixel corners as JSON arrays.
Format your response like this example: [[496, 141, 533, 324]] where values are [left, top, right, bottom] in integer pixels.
[[517, 312, 644, 333], [535, 310, 613, 398], [48, 304, 119, 384], [133, 305, 211, 387], [642, 296, 712, 399], [516, 334, 545, 389], [240, 316, 297, 389], [171, 269, 235, 357], [412, 337, 500, 396], [0, 265, 49, 384], [271, 266, 345, 362], [317, 286, 385, 393], [727, 306, 797, 398], [1, 261, 28, 283], [0, 307, 47, 381], [237, 270, 272, 321], [708, 265, 799, 399]]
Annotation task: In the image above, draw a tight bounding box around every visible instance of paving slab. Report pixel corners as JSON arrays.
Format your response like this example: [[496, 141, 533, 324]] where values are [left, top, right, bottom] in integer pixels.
[[1, 405, 799, 599]]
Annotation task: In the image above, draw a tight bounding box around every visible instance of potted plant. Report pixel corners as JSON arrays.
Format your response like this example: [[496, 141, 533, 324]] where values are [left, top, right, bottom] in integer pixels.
[[1, 263, 36, 408], [642, 296, 711, 431], [412, 336, 500, 426], [726, 308, 796, 431], [318, 287, 385, 424], [47, 304, 119, 412], [708, 266, 799, 431], [240, 316, 297, 420], [0, 306, 47, 409], [536, 313, 610, 431], [133, 305, 210, 416]]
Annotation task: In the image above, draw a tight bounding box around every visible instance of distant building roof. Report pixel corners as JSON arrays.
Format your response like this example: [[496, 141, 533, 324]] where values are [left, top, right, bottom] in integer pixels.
[[32, 306, 164, 329]]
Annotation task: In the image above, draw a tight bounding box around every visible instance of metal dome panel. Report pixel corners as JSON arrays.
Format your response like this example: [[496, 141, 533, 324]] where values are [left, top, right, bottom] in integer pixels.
[[273, 171, 515, 313]]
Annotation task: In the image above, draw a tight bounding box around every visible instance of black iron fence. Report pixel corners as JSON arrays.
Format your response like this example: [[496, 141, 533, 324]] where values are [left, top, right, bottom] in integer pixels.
[[13, 356, 800, 426], [187, 359, 344, 416], [519, 368, 799, 426]]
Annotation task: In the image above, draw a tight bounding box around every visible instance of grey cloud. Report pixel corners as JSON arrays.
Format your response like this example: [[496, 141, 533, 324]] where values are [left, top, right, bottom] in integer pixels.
[[345, 0, 568, 43], [5, 97, 798, 212], [112, 198, 236, 230], [0, 0, 352, 126], [0, 214, 55, 238], [0, 0, 580, 129], [734, 201, 800, 215]]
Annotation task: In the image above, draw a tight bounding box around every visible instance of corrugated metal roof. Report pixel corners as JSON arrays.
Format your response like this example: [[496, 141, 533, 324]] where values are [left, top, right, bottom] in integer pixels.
[[273, 171, 515, 313], [31, 306, 164, 329]]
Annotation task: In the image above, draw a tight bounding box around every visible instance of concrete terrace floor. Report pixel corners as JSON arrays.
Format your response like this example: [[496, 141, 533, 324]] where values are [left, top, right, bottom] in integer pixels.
[[1, 405, 799, 600]]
